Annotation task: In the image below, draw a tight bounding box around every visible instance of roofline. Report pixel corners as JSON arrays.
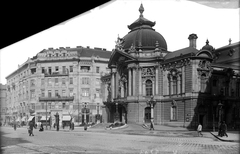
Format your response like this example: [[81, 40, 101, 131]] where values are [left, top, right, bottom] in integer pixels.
[[215, 41, 240, 51]]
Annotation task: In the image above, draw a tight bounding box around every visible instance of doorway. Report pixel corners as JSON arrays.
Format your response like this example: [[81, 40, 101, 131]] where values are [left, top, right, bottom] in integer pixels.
[[145, 107, 151, 123]]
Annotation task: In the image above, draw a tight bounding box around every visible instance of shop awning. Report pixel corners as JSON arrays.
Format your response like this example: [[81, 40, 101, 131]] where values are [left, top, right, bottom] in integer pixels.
[[62, 115, 71, 121], [28, 116, 35, 121], [40, 116, 50, 121]]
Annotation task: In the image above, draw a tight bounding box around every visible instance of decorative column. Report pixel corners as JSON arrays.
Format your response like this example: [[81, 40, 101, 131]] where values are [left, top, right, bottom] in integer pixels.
[[182, 66, 185, 93], [128, 68, 132, 96], [132, 67, 136, 96], [155, 66, 159, 95], [139, 67, 142, 95], [111, 68, 116, 101]]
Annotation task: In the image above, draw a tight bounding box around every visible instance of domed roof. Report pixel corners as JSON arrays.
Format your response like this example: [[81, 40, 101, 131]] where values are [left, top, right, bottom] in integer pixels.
[[122, 4, 167, 51], [201, 39, 214, 52]]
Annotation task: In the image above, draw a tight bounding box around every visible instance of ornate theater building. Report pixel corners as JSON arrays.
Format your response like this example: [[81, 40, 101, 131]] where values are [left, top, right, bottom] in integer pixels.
[[101, 4, 240, 129]]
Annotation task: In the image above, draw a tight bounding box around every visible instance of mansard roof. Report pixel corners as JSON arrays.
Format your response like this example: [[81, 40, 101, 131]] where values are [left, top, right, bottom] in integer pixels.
[[164, 47, 199, 60]]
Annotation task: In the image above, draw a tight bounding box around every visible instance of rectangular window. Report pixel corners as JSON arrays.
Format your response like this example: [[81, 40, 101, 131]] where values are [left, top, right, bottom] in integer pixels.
[[55, 90, 59, 97], [82, 88, 90, 97], [70, 77, 73, 84], [62, 103, 66, 109], [48, 78, 52, 86], [55, 78, 59, 86], [96, 78, 100, 85], [213, 79, 217, 87], [41, 89, 45, 97], [96, 67, 100, 73], [82, 77, 90, 84], [69, 88, 74, 96], [62, 78, 66, 85], [70, 66, 73, 72], [95, 89, 100, 98], [81, 66, 90, 72], [41, 103, 45, 109], [48, 67, 52, 74], [30, 90, 35, 98], [62, 66, 66, 74], [42, 67, 45, 73], [41, 79, 44, 86], [30, 79, 35, 86], [237, 82, 240, 97], [62, 90, 66, 97], [55, 66, 59, 72], [48, 90, 51, 97], [172, 77, 177, 95]]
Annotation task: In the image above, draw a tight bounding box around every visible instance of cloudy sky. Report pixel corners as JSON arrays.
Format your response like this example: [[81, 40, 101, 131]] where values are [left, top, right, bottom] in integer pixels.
[[0, 0, 239, 84]]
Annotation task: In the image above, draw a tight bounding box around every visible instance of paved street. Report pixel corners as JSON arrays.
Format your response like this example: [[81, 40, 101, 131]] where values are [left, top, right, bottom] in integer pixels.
[[1, 125, 239, 154]]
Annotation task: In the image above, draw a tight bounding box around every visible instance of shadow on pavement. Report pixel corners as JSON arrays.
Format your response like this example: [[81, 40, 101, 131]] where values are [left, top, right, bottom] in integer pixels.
[[0, 130, 31, 149]]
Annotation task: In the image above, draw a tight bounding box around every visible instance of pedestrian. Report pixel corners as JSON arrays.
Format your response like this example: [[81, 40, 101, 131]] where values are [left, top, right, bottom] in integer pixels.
[[13, 121, 17, 131], [150, 121, 154, 130], [220, 121, 228, 137], [197, 123, 203, 137], [39, 123, 44, 132], [71, 122, 74, 130], [28, 121, 34, 136]]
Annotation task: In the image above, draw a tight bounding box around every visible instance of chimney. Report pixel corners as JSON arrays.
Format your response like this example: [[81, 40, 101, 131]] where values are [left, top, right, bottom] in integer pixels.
[[188, 34, 198, 48]]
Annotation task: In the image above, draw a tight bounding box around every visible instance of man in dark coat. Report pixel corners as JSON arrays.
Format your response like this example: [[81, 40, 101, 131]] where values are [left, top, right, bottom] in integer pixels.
[[29, 121, 34, 136], [220, 121, 228, 137]]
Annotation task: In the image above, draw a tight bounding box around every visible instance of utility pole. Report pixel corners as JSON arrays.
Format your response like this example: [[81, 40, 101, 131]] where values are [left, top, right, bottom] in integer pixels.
[[46, 101, 47, 130]]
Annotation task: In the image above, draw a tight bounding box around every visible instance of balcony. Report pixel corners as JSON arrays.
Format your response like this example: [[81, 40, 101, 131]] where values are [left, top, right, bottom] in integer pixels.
[[44, 71, 69, 77], [39, 96, 74, 101]]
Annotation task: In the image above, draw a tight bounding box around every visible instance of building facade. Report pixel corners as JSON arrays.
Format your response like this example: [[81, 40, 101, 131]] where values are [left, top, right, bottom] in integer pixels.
[[101, 4, 240, 130], [0, 84, 7, 125], [5, 46, 111, 126]]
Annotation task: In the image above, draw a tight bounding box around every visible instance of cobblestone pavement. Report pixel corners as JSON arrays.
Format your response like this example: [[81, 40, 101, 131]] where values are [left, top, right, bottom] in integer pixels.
[[1, 126, 239, 154]]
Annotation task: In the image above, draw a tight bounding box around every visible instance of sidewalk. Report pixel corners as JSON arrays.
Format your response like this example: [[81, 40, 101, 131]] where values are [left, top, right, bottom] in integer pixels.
[[210, 131, 240, 143], [142, 123, 240, 143]]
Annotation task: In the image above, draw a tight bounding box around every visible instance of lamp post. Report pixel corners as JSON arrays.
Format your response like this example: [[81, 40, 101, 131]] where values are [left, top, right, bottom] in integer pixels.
[[46, 102, 48, 130], [147, 96, 156, 123], [218, 102, 223, 129], [55, 112, 59, 131], [115, 102, 119, 122]]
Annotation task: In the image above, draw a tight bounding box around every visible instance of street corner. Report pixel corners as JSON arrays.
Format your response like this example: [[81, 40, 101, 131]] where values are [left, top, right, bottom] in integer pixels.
[[210, 131, 240, 143]]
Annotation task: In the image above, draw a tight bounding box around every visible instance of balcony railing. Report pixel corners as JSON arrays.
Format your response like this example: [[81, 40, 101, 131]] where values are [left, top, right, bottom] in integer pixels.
[[44, 71, 69, 77], [39, 96, 74, 101]]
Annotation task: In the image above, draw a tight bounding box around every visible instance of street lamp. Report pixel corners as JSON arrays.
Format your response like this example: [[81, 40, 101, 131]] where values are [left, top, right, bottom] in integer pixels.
[[146, 96, 156, 123], [115, 102, 119, 122], [54, 112, 59, 131], [218, 102, 223, 128]]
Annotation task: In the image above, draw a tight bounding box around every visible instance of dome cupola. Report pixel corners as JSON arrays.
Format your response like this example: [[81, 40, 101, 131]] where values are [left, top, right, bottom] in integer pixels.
[[122, 4, 167, 52], [201, 39, 214, 52]]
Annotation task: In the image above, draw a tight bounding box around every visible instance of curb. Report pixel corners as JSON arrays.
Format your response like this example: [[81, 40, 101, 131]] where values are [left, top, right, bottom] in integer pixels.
[[105, 124, 128, 130], [210, 132, 238, 143]]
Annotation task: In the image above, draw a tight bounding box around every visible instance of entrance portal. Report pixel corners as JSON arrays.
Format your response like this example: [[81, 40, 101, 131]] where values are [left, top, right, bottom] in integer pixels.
[[145, 107, 151, 123]]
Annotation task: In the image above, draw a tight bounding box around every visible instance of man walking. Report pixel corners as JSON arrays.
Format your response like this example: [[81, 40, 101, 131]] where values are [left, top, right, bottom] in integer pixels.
[[150, 121, 154, 130], [28, 121, 34, 136], [197, 123, 203, 137]]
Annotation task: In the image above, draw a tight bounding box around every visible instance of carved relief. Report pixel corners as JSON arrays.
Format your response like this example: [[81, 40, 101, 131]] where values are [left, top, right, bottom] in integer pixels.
[[197, 60, 212, 78], [162, 59, 190, 71], [142, 67, 155, 76]]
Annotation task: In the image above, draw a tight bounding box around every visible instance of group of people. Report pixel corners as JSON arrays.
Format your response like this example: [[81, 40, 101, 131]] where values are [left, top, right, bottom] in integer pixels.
[[197, 121, 228, 137], [218, 121, 228, 137]]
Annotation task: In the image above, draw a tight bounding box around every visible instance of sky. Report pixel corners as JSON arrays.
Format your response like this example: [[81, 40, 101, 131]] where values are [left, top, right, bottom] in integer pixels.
[[0, 0, 239, 85]]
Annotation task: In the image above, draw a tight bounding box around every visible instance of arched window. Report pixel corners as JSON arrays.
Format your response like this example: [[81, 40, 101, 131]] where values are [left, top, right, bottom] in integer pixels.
[[172, 76, 177, 95], [146, 80, 152, 96]]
